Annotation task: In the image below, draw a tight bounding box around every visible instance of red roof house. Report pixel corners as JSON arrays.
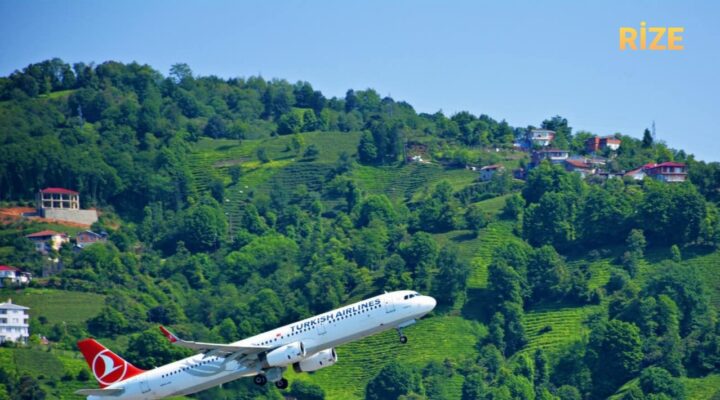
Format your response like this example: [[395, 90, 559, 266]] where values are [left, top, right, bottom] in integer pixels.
[[25, 230, 69, 253], [645, 162, 687, 182], [564, 159, 595, 177]]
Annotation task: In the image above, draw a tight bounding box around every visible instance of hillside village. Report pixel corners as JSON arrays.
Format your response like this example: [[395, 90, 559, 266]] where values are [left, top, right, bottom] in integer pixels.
[[0, 60, 718, 400]]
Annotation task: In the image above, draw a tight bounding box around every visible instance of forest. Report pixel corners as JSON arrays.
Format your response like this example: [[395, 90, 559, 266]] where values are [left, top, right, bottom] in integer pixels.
[[1, 58, 720, 400]]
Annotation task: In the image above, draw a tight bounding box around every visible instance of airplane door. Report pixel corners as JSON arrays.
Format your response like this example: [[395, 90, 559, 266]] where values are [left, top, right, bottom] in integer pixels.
[[140, 380, 152, 396], [316, 319, 327, 335], [384, 295, 396, 313]]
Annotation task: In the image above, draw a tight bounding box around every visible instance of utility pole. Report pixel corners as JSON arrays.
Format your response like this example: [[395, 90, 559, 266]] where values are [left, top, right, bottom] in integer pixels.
[[652, 121, 656, 140]]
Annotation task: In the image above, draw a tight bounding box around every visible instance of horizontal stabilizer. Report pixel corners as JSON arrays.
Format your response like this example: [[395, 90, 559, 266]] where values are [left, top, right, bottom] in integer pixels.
[[75, 388, 125, 396], [159, 326, 270, 354]]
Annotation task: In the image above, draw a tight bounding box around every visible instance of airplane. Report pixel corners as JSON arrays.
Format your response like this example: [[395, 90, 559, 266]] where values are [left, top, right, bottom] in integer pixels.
[[75, 290, 436, 399]]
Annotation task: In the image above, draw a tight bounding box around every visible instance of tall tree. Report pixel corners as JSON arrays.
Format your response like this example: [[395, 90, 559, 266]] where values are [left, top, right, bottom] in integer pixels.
[[587, 319, 644, 398]]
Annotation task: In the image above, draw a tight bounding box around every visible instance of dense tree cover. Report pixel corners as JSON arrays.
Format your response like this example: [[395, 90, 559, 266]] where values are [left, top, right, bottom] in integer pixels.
[[520, 162, 718, 250], [1, 59, 720, 400]]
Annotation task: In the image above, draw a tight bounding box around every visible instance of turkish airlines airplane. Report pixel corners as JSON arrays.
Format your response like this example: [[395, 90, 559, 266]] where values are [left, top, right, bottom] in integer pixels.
[[75, 290, 436, 399]]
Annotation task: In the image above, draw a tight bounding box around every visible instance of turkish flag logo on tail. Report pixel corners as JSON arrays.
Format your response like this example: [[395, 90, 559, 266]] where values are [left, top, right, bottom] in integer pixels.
[[77, 339, 145, 388]]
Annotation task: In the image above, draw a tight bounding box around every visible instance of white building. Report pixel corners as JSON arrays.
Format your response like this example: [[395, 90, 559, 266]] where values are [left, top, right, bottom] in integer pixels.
[[0, 265, 31, 287], [0, 299, 30, 344], [529, 129, 555, 147], [532, 149, 570, 165]]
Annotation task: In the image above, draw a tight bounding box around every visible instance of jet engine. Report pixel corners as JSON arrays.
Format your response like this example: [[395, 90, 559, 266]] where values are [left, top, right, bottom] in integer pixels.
[[293, 348, 338, 373], [265, 342, 306, 367]]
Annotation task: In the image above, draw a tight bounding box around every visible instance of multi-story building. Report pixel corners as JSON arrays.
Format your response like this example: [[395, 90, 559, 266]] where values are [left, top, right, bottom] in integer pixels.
[[624, 162, 688, 182], [645, 162, 688, 182], [529, 129, 555, 147], [0, 299, 30, 344], [35, 187, 97, 225]]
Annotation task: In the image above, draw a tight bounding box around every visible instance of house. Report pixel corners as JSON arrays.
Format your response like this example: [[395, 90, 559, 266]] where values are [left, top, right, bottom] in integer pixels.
[[25, 230, 69, 254], [479, 164, 505, 181], [0, 265, 31, 287], [564, 159, 595, 177], [645, 162, 688, 182], [586, 136, 621, 152], [0, 299, 30, 344], [624, 162, 688, 182], [529, 129, 555, 147], [36, 187, 97, 225], [595, 170, 625, 180], [532, 149, 570, 166], [74, 230, 108, 250], [624, 164, 651, 180]]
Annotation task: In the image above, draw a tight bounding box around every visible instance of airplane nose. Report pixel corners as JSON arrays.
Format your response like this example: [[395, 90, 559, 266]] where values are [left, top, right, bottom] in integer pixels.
[[424, 296, 437, 311]]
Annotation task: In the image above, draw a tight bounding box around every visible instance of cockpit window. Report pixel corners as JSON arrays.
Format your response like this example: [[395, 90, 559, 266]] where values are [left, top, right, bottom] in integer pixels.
[[403, 292, 421, 300]]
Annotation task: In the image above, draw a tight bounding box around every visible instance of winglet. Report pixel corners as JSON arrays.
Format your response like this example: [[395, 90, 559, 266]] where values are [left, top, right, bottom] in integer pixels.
[[159, 326, 179, 343]]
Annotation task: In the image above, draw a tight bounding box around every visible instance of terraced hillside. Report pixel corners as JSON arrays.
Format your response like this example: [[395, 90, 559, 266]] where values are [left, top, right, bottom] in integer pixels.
[[288, 316, 485, 400], [521, 305, 601, 355], [0, 347, 90, 399], [0, 288, 105, 324], [681, 248, 720, 308], [352, 163, 477, 201], [190, 132, 362, 232], [682, 373, 720, 400]]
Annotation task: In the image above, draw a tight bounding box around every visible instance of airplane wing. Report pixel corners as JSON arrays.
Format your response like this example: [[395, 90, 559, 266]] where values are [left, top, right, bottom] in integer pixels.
[[159, 326, 271, 354], [75, 388, 125, 396]]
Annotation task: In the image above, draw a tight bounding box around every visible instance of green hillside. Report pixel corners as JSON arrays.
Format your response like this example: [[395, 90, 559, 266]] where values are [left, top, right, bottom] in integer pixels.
[[0, 289, 105, 325], [1, 59, 719, 400], [289, 316, 484, 399]]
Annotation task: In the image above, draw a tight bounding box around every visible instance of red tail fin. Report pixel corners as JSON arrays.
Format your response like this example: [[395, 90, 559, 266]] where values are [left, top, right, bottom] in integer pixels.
[[77, 339, 145, 388]]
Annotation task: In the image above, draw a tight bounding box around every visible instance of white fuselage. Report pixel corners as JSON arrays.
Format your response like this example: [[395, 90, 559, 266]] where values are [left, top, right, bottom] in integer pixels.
[[88, 290, 435, 400]]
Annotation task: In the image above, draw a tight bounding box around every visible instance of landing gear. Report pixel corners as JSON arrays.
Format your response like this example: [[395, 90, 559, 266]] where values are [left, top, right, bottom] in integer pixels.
[[253, 374, 267, 386], [397, 327, 408, 344], [274, 378, 289, 390]]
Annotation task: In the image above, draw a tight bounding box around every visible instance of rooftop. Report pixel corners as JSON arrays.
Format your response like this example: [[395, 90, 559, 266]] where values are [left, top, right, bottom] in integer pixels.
[[25, 230, 66, 238], [565, 159, 592, 168], [0, 265, 19, 272], [480, 164, 504, 170], [40, 187, 79, 195], [0, 299, 29, 310], [650, 162, 686, 168]]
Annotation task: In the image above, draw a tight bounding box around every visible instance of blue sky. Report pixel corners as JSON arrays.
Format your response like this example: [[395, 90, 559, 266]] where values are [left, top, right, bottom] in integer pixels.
[[1, 0, 718, 161]]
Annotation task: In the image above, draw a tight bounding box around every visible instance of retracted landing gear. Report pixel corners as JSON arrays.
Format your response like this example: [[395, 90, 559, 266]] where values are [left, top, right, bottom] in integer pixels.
[[274, 378, 289, 389], [397, 327, 408, 344], [253, 374, 267, 386]]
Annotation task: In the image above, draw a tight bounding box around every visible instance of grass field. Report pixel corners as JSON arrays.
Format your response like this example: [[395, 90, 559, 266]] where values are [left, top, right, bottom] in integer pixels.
[[0, 288, 105, 324], [472, 194, 511, 217], [682, 373, 720, 399], [288, 316, 484, 399]]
